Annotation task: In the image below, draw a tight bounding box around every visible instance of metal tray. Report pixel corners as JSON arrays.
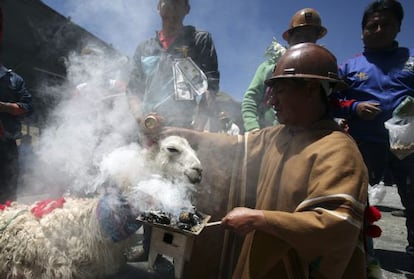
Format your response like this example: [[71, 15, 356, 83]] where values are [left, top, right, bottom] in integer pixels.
[[137, 212, 211, 236]]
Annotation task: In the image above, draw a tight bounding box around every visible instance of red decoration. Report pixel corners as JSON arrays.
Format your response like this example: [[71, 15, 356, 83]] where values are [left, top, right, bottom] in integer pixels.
[[366, 224, 382, 238], [364, 206, 382, 238], [31, 198, 66, 218], [365, 206, 382, 223], [0, 200, 12, 211]]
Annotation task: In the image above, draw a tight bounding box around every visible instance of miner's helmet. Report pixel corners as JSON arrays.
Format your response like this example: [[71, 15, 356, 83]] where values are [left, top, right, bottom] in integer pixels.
[[265, 43, 346, 95], [282, 8, 327, 41]]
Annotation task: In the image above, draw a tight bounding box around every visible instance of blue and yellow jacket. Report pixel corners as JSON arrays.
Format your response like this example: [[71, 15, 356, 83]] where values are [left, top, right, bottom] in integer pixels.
[[334, 42, 414, 143]]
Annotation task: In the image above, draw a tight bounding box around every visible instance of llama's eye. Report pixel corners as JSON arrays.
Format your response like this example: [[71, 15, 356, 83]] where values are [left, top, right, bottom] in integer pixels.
[[167, 147, 179, 153]]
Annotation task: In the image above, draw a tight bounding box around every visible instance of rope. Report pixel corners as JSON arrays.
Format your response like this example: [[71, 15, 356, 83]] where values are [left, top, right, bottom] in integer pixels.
[[0, 209, 29, 233]]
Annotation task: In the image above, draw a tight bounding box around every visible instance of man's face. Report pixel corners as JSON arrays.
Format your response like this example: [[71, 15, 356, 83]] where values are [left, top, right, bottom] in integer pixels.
[[158, 0, 189, 23], [268, 79, 310, 126], [288, 26, 320, 46], [362, 11, 400, 49]]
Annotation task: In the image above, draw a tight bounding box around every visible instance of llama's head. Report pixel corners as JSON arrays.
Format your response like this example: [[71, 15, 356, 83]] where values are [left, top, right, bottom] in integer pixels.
[[151, 136, 202, 184], [96, 136, 203, 242], [98, 136, 202, 194]]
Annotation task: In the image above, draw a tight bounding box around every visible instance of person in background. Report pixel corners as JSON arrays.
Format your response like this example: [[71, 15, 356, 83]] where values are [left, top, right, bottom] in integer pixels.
[[0, 48, 33, 203], [332, 0, 414, 258], [127, 0, 220, 132], [241, 8, 327, 132], [218, 111, 240, 136], [164, 43, 368, 278]]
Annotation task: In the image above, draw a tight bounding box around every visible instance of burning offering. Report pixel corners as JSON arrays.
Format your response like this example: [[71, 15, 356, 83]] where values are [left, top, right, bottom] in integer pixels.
[[138, 207, 211, 235]]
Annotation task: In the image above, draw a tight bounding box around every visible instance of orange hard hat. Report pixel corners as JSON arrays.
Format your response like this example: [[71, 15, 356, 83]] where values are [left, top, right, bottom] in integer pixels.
[[282, 8, 327, 41]]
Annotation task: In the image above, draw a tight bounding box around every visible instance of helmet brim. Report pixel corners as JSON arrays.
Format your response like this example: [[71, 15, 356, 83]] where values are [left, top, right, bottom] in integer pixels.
[[282, 25, 327, 42], [265, 75, 348, 92]]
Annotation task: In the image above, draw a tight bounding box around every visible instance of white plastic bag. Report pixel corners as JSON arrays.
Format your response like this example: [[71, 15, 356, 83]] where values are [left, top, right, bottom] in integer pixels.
[[384, 116, 414, 159], [368, 182, 387, 206]]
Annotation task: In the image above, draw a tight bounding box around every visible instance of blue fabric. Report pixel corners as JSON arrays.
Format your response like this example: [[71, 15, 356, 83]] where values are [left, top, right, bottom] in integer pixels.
[[333, 45, 414, 143], [141, 56, 160, 76], [96, 193, 141, 242], [140, 54, 175, 114]]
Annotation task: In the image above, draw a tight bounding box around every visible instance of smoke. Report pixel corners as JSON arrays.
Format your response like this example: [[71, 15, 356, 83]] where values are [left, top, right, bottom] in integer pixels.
[[129, 177, 195, 217], [96, 143, 196, 218], [18, 47, 135, 196], [18, 46, 199, 219], [14, 2, 208, 221]]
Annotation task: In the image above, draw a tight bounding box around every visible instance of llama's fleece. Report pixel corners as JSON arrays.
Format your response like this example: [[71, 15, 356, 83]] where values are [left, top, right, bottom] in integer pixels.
[[0, 196, 135, 279]]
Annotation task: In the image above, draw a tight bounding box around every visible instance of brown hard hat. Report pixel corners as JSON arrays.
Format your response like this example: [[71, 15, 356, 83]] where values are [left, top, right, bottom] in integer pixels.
[[282, 8, 327, 41], [265, 43, 345, 90]]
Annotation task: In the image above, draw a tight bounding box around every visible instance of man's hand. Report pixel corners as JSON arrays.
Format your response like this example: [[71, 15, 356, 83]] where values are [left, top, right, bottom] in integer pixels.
[[221, 207, 266, 235], [355, 102, 381, 120]]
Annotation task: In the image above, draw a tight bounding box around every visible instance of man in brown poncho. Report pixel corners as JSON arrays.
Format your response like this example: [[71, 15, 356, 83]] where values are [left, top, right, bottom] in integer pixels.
[[165, 43, 368, 278]]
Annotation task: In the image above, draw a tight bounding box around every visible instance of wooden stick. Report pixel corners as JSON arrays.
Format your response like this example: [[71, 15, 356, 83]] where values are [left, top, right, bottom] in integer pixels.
[[205, 221, 222, 227]]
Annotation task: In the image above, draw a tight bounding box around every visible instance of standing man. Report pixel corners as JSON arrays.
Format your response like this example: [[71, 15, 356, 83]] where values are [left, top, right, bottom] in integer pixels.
[[165, 43, 368, 278], [127, 0, 220, 132], [241, 8, 327, 132], [0, 4, 32, 202], [333, 0, 414, 257], [0, 57, 33, 202], [126, 0, 219, 262]]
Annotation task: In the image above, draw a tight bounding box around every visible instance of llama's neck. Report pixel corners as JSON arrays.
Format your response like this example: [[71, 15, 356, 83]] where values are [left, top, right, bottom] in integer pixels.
[[96, 192, 141, 242]]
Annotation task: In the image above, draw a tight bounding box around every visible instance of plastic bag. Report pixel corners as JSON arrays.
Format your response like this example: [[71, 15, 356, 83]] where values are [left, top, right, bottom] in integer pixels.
[[368, 182, 387, 206], [393, 96, 414, 118], [384, 116, 414, 159]]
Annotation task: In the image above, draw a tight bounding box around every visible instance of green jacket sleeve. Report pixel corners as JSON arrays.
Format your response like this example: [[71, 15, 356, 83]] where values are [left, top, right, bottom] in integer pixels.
[[241, 61, 275, 131]]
